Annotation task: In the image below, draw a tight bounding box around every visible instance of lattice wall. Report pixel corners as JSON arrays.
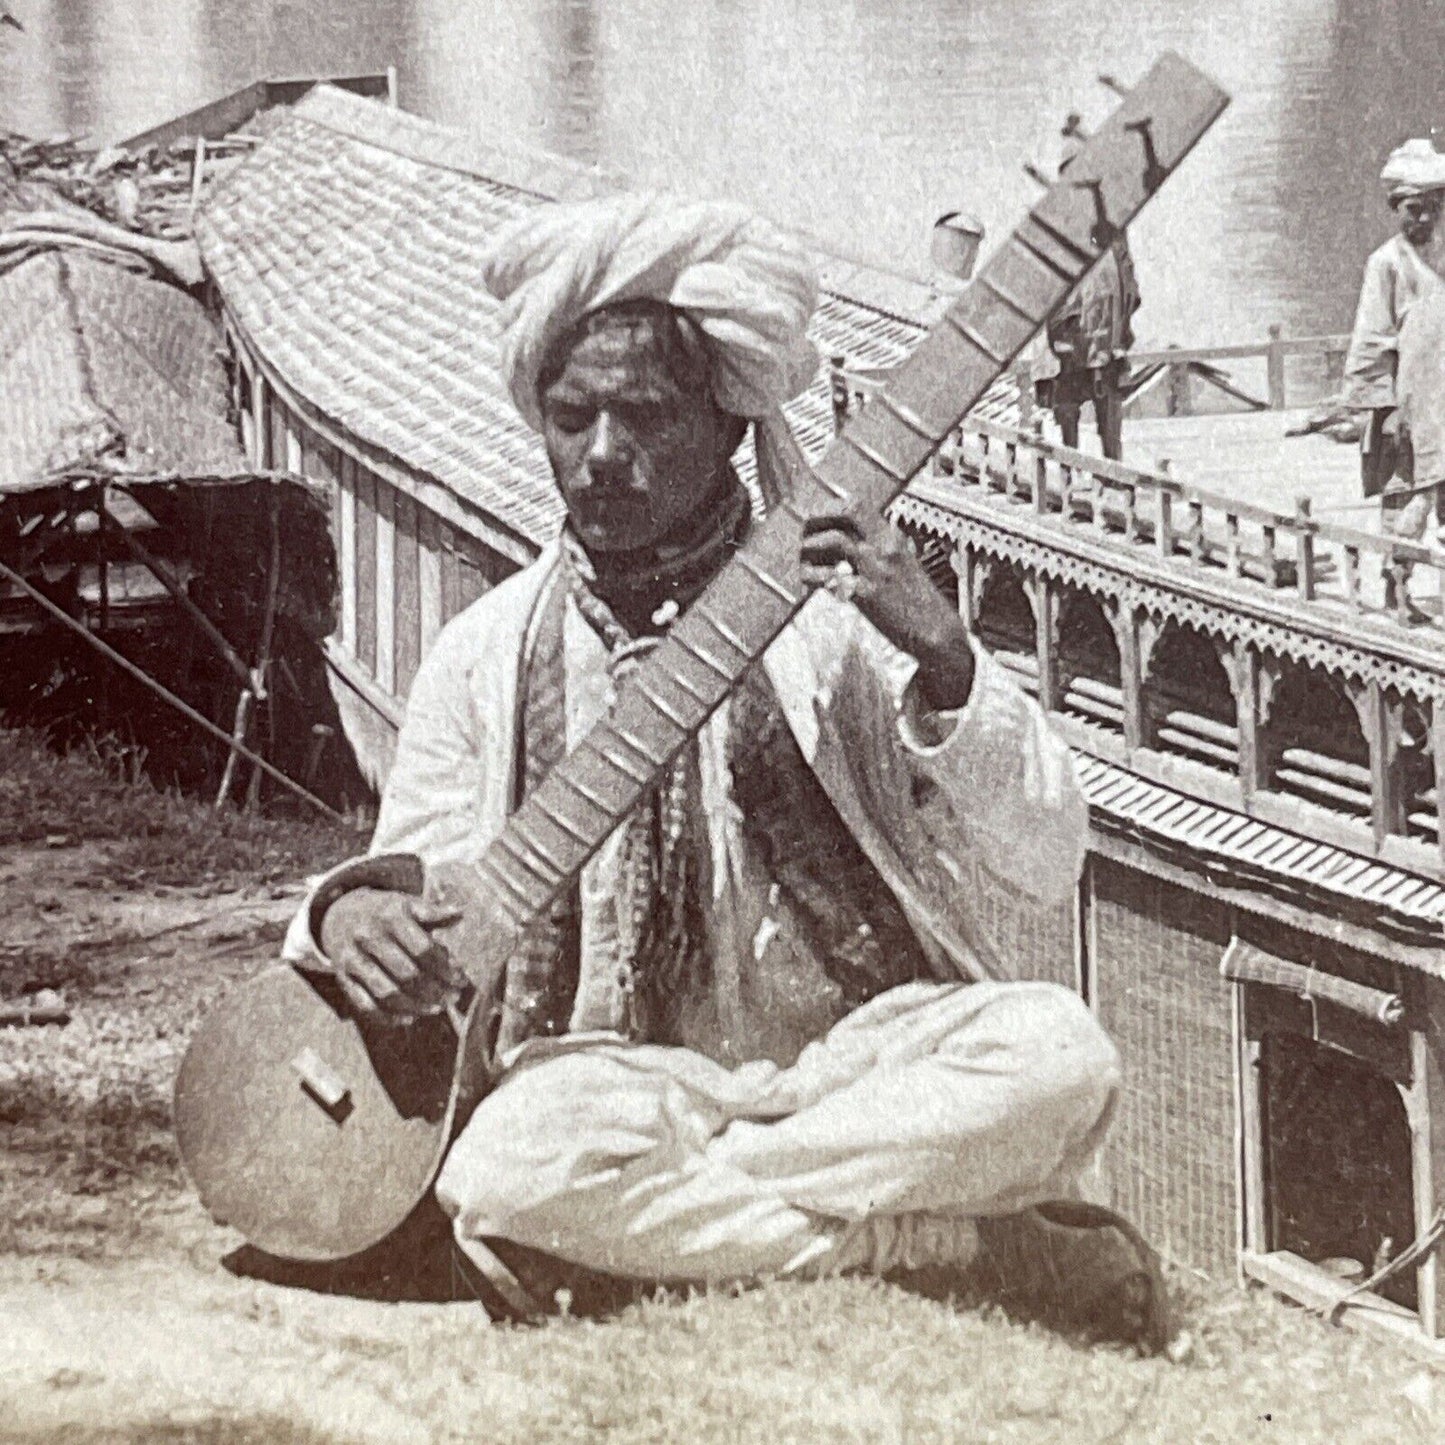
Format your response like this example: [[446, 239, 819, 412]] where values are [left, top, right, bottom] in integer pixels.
[[1090, 857, 1237, 1274], [961, 859, 1076, 992]]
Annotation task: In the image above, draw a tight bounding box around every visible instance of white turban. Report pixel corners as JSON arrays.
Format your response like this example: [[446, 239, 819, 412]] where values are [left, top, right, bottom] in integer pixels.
[[480, 192, 820, 432], [1381, 139, 1445, 197]]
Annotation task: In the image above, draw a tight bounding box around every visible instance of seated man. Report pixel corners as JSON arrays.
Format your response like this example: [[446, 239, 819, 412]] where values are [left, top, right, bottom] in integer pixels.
[[287, 193, 1168, 1352]]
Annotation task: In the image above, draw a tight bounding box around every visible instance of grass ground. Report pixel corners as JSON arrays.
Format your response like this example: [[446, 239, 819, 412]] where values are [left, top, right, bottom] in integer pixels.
[[0, 729, 359, 890], [0, 728, 1440, 1442]]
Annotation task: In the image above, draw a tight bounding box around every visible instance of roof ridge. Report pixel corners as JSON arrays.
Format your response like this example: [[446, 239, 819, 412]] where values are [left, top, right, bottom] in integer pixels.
[[290, 87, 950, 329], [292, 85, 624, 203], [54, 251, 126, 461]]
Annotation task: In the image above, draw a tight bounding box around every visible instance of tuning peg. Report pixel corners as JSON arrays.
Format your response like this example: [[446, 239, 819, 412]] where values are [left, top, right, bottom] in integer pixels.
[[1098, 73, 1128, 99], [1124, 117, 1166, 190], [1061, 111, 1088, 142], [1071, 176, 1118, 248]]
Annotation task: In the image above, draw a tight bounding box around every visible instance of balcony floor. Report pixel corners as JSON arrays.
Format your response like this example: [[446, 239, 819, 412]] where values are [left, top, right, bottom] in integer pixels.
[[1063, 409, 1367, 524]]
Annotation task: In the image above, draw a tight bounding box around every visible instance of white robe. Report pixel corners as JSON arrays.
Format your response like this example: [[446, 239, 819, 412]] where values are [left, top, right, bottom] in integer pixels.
[[285, 546, 1115, 1285]]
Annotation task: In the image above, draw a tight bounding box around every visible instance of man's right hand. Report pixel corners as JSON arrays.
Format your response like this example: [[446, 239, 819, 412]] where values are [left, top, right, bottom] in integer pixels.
[[320, 887, 465, 1024]]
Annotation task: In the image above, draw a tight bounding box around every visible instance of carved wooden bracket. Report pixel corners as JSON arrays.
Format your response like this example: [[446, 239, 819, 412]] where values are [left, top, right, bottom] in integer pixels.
[[1135, 611, 1166, 688]]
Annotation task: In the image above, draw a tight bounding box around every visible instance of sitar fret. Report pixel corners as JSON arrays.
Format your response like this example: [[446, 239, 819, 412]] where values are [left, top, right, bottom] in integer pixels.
[[673, 631, 736, 683], [472, 857, 531, 930], [942, 310, 1009, 368], [804, 467, 852, 503], [496, 832, 557, 889], [975, 273, 1042, 327], [632, 677, 691, 731], [665, 662, 718, 707], [691, 606, 751, 658], [610, 722, 668, 768], [1024, 211, 1096, 268], [839, 431, 912, 484], [1011, 230, 1080, 285], [550, 767, 614, 815], [735, 551, 801, 606], [592, 740, 653, 785], [528, 796, 593, 851], [875, 392, 948, 445], [504, 817, 570, 881], [484, 853, 538, 911]]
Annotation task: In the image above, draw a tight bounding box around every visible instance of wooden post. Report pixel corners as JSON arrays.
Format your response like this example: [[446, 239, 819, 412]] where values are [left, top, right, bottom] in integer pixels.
[[243, 485, 283, 812], [1361, 681, 1406, 846], [374, 482, 396, 695], [1115, 604, 1146, 750], [1434, 700, 1445, 874], [829, 356, 849, 434], [951, 542, 976, 633], [386, 64, 399, 107], [418, 506, 443, 659], [1266, 323, 1287, 410], [1156, 486, 1174, 561], [1343, 544, 1362, 611], [1033, 575, 1059, 714], [1225, 512, 1242, 577], [189, 135, 207, 212], [338, 453, 357, 653], [1232, 641, 1267, 798], [1234, 981, 1270, 1268], [1166, 348, 1188, 417], [1325, 341, 1347, 390], [1294, 496, 1315, 601], [1030, 418, 1048, 515], [214, 687, 254, 810], [1407, 1018, 1445, 1337], [252, 370, 268, 470]]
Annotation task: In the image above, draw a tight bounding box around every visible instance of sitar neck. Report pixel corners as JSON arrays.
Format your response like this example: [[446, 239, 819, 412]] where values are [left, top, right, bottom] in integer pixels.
[[442, 52, 1228, 993]]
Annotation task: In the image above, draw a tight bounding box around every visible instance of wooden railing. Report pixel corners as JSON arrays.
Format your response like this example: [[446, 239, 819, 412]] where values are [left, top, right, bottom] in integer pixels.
[[933, 416, 1444, 632], [1117, 327, 1351, 417]]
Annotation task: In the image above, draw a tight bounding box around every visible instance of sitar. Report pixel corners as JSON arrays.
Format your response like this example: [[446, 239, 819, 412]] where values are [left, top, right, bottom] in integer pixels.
[[175, 54, 1228, 1264]]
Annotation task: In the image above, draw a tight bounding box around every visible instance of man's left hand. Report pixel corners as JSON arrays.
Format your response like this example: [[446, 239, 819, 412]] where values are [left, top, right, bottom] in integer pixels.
[[800, 507, 975, 713]]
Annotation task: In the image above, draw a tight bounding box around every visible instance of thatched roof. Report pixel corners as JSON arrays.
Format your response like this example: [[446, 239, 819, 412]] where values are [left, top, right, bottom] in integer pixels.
[[197, 86, 1018, 551], [0, 247, 244, 494]]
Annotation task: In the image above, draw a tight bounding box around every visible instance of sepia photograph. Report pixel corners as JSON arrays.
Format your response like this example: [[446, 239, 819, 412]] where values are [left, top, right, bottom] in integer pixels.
[[1, 2, 1443, 1440]]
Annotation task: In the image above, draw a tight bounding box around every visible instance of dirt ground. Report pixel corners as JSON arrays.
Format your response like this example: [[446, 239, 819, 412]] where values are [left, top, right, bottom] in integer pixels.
[[1, 755, 1443, 1442]]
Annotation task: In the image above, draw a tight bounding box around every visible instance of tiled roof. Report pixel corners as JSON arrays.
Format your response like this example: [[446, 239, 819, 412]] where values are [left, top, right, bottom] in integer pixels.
[[1077, 752, 1445, 953], [197, 85, 1018, 549], [0, 249, 244, 494]]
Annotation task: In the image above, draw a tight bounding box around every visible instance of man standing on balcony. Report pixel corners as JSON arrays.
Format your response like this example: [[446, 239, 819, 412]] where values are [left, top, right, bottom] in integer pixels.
[[1343, 139, 1445, 548], [1030, 120, 1141, 461], [287, 192, 1170, 1353]]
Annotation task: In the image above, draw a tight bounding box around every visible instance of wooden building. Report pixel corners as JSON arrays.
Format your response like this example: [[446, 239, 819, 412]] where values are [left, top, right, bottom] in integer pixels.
[[894, 419, 1445, 1360], [195, 85, 1006, 786], [199, 86, 1445, 1358]]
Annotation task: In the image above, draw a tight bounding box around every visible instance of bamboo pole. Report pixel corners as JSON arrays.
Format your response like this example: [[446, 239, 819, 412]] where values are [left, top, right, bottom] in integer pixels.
[[97, 502, 251, 688], [244, 486, 284, 811], [0, 556, 345, 822]]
